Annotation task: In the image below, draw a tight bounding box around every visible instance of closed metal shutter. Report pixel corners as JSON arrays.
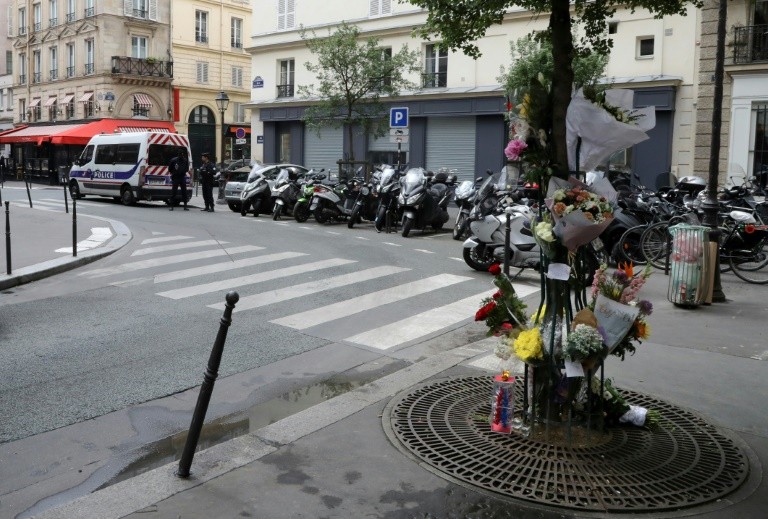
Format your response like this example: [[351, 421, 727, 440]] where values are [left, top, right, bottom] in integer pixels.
[[368, 131, 410, 152], [304, 126, 344, 172], [425, 116, 476, 182]]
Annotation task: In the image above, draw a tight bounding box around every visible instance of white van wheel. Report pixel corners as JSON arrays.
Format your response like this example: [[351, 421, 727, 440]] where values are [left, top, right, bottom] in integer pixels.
[[120, 186, 136, 206]]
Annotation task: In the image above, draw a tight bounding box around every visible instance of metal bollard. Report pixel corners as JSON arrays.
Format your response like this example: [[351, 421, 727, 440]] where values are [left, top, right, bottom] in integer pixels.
[[63, 183, 69, 214], [177, 291, 239, 478], [503, 206, 512, 276], [5, 201, 10, 275], [24, 171, 32, 208], [72, 198, 77, 257]]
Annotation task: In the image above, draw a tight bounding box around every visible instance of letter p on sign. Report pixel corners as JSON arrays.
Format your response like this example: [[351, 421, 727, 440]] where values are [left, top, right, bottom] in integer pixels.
[[390, 107, 409, 128]]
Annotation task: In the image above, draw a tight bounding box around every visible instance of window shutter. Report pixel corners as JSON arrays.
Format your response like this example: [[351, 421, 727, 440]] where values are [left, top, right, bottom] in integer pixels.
[[382, 0, 391, 14], [286, 0, 294, 28], [203, 63, 208, 83], [7, 6, 12, 38], [369, 0, 379, 16], [196, 62, 202, 83], [124, 0, 132, 16], [149, 0, 157, 20], [277, 0, 285, 30]]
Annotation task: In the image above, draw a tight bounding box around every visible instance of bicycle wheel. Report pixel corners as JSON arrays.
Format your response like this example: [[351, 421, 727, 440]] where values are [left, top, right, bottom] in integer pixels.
[[616, 225, 648, 265], [728, 236, 768, 284], [640, 222, 670, 270]]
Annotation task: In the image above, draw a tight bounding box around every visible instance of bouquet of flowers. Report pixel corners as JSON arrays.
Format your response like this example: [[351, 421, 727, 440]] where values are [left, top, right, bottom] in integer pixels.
[[545, 177, 616, 252], [475, 264, 529, 337], [589, 262, 653, 360]]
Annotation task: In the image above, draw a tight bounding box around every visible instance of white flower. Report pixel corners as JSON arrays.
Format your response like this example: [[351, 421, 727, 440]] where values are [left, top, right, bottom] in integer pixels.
[[494, 340, 512, 360]]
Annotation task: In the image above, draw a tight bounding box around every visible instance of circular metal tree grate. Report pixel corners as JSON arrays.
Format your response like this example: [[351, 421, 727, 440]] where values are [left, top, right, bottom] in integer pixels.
[[385, 376, 749, 513]]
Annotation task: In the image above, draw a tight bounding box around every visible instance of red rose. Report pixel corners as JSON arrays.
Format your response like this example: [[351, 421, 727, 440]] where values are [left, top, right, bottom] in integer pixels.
[[488, 263, 502, 276], [492, 322, 514, 336], [474, 301, 497, 321], [492, 290, 502, 299]]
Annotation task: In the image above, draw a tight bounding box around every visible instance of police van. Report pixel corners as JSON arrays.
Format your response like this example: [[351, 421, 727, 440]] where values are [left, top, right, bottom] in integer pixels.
[[69, 130, 193, 206]]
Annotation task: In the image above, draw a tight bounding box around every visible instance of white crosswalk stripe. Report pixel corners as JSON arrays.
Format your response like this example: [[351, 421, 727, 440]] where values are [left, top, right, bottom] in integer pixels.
[[141, 235, 193, 245], [154, 251, 307, 283], [156, 258, 356, 300], [39, 198, 100, 207], [211, 265, 410, 313], [80, 245, 263, 278], [131, 239, 229, 257], [270, 273, 470, 329]]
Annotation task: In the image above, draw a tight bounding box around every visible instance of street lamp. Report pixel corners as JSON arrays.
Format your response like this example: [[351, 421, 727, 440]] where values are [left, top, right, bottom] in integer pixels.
[[214, 91, 230, 202]]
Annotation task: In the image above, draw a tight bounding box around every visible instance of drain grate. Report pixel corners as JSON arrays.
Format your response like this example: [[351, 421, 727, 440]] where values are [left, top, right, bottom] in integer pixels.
[[386, 376, 749, 512]]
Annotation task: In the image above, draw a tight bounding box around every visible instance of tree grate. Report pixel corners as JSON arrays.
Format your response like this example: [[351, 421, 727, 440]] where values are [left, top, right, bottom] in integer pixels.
[[385, 376, 749, 513]]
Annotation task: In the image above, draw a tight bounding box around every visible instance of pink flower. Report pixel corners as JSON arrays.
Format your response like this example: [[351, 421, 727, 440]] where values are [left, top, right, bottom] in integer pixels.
[[504, 138, 528, 161]]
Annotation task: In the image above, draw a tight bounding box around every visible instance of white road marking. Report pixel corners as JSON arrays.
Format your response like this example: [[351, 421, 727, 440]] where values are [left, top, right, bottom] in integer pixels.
[[299, 226, 312, 230], [39, 198, 100, 207], [55, 227, 113, 253], [140, 235, 193, 245], [211, 265, 410, 313], [154, 251, 308, 283], [131, 239, 229, 257], [156, 258, 356, 300], [151, 231, 164, 235], [326, 231, 340, 235], [80, 245, 263, 278], [450, 257, 464, 262], [413, 249, 434, 254], [750, 350, 768, 361], [382, 242, 401, 247], [271, 274, 470, 329], [355, 236, 370, 240]]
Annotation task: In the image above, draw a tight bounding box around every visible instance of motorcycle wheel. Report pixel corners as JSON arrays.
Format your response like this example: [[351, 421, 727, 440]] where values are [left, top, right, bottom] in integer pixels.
[[374, 206, 386, 233], [314, 205, 329, 224], [252, 199, 261, 217], [348, 206, 361, 229], [294, 201, 310, 223], [463, 245, 495, 272], [272, 204, 282, 221], [401, 216, 413, 237], [452, 214, 466, 240], [240, 201, 250, 216]]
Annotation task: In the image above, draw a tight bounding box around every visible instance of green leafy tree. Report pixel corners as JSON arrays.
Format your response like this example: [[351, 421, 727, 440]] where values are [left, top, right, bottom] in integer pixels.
[[298, 22, 420, 163], [407, 0, 702, 179]]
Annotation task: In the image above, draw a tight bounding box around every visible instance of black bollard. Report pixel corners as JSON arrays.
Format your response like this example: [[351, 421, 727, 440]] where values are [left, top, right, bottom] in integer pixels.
[[177, 291, 239, 478], [503, 206, 512, 276], [63, 183, 69, 214], [24, 171, 32, 208], [5, 201, 10, 275], [72, 198, 77, 257]]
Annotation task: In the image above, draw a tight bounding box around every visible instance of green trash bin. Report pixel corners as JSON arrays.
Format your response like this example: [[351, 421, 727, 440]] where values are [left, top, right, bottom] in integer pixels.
[[667, 224, 709, 307]]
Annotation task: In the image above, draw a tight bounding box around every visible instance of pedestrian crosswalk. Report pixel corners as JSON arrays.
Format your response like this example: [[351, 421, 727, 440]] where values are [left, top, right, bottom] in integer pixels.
[[79, 233, 541, 352]]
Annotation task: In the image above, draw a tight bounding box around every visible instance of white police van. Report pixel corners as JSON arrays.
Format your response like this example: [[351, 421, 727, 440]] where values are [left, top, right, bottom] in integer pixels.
[[68, 130, 193, 206]]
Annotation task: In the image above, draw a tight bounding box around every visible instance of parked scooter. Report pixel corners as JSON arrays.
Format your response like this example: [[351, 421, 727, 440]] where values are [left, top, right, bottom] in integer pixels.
[[452, 179, 478, 240], [270, 168, 306, 220], [397, 167, 451, 237], [293, 170, 326, 222], [310, 177, 352, 224], [374, 165, 402, 233], [240, 169, 273, 217], [347, 173, 380, 229]]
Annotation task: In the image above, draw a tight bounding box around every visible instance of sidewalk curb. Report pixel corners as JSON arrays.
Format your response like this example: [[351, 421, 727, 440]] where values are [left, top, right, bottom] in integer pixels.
[[28, 339, 495, 519], [0, 214, 132, 291]]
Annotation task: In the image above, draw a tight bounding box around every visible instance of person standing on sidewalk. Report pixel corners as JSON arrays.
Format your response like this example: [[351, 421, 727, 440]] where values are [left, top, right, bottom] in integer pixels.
[[199, 152, 217, 212], [168, 150, 189, 211]]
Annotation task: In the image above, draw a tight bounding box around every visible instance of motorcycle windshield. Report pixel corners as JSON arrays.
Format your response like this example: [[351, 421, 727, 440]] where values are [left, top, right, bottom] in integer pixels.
[[401, 168, 426, 195], [274, 169, 289, 187], [379, 168, 395, 187], [455, 180, 474, 199]]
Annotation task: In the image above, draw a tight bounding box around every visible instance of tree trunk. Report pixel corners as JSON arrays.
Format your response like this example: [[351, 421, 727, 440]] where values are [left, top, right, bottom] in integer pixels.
[[549, 0, 575, 180]]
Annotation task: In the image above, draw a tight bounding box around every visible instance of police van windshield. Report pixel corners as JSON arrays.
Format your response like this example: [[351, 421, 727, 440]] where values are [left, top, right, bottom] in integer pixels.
[[148, 144, 187, 166]]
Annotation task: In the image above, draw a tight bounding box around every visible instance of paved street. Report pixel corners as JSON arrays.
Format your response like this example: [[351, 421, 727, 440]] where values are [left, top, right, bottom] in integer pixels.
[[1, 181, 767, 518]]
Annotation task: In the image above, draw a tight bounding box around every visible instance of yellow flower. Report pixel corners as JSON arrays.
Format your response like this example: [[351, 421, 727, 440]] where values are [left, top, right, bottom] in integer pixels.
[[530, 305, 547, 325], [512, 327, 543, 363], [634, 320, 650, 340]]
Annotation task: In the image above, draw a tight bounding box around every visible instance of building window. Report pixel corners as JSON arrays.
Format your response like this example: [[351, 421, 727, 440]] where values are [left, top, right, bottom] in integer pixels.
[[19, 8, 27, 36], [131, 36, 148, 58], [49, 46, 58, 80], [19, 100, 27, 122], [33, 3, 41, 32], [277, 0, 295, 30], [84, 0, 94, 17], [277, 59, 294, 97], [196, 62, 209, 84], [32, 50, 41, 83], [49, 0, 58, 27], [234, 102, 246, 123], [81, 92, 95, 117], [66, 0, 75, 22], [608, 21, 618, 34], [231, 17, 243, 48], [132, 0, 147, 19], [232, 66, 243, 87], [196, 11, 208, 43], [66, 43, 75, 77], [369, 0, 392, 16], [191, 105, 214, 124], [64, 95, 74, 119], [377, 47, 392, 89], [19, 52, 26, 84], [48, 101, 58, 121], [5, 51, 12, 75], [423, 44, 447, 88], [637, 36, 654, 58], [84, 39, 94, 74]]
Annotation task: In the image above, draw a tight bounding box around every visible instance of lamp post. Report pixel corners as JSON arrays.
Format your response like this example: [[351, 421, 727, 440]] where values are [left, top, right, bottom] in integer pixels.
[[214, 91, 230, 201]]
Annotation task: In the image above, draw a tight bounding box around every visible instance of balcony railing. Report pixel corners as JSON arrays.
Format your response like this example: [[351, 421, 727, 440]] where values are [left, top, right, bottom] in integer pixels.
[[422, 72, 447, 88], [66, 66, 74, 78], [49, 17, 57, 27], [734, 24, 768, 64], [196, 35, 208, 44], [50, 69, 58, 80], [111, 56, 173, 78], [66, 12, 75, 22], [84, 63, 94, 75], [84, 7, 94, 17], [133, 9, 147, 18], [18, 27, 26, 36], [277, 84, 294, 97], [32, 72, 41, 84], [33, 22, 41, 32], [18, 74, 26, 84]]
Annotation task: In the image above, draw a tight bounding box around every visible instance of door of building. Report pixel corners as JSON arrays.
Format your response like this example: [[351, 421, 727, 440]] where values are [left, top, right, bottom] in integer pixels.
[[187, 106, 216, 170]]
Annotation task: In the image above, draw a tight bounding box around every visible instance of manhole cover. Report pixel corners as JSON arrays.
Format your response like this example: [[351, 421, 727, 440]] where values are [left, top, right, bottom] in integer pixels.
[[385, 376, 750, 513]]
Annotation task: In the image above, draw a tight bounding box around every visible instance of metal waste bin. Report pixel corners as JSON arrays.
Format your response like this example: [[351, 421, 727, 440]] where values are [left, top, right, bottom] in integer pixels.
[[667, 224, 710, 307]]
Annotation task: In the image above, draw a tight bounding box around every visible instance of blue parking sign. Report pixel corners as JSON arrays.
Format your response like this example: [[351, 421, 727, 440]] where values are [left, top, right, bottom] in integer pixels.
[[390, 107, 409, 128]]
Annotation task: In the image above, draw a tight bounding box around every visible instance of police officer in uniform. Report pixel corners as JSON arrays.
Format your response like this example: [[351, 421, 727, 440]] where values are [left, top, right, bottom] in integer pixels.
[[168, 150, 189, 211], [199, 152, 217, 212]]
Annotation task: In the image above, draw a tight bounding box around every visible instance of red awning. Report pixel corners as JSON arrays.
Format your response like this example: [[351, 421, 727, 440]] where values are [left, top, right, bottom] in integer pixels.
[[0, 119, 178, 145], [133, 93, 153, 108]]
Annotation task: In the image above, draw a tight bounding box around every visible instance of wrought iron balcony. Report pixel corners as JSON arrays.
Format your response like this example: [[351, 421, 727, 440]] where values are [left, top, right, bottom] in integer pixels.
[[422, 71, 447, 88], [111, 56, 173, 78], [132, 9, 147, 19], [84, 7, 94, 17], [66, 66, 74, 78], [18, 74, 26, 84], [66, 12, 75, 22], [33, 22, 41, 32], [49, 17, 57, 27], [50, 69, 58, 80], [276, 84, 294, 98], [733, 24, 768, 64], [84, 63, 94, 75], [32, 72, 41, 84]]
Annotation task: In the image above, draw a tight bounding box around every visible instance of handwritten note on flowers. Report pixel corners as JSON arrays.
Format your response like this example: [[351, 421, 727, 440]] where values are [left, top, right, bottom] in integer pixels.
[[594, 294, 640, 352]]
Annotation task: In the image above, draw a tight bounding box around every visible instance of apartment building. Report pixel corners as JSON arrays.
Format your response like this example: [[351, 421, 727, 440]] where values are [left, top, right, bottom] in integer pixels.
[[695, 0, 768, 187], [1, 0, 15, 157], [0, 0, 175, 183], [246, 1, 700, 188], [171, 0, 252, 169]]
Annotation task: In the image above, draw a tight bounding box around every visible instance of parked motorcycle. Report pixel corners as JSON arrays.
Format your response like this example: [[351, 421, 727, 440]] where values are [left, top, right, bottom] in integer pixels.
[[397, 167, 451, 237], [452, 179, 478, 240], [374, 165, 402, 233], [293, 170, 326, 222], [347, 173, 380, 229], [240, 169, 273, 217], [310, 177, 352, 224], [271, 168, 306, 220]]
